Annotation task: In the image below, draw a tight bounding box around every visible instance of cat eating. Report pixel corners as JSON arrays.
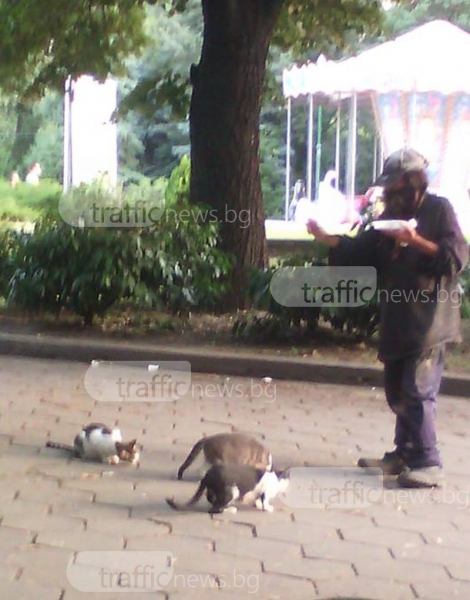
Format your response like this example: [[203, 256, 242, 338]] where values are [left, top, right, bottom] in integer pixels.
[[166, 463, 289, 514], [176, 432, 272, 480], [46, 422, 140, 465]]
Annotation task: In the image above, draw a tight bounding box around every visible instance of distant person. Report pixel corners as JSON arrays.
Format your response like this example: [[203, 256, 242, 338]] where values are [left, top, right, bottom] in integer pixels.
[[25, 162, 42, 185], [288, 179, 306, 221], [307, 148, 469, 488], [9, 170, 21, 188]]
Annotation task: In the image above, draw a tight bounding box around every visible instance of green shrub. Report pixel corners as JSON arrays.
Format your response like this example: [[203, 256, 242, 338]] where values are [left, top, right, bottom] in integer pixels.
[[0, 178, 62, 222], [0, 228, 23, 299], [5, 158, 232, 324], [232, 250, 327, 342]]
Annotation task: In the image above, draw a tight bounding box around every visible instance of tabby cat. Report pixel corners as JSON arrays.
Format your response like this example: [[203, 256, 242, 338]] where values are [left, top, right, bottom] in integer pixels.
[[177, 432, 272, 480]]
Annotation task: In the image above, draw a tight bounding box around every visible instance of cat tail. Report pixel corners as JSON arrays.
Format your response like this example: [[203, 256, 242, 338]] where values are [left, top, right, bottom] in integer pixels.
[[166, 480, 206, 511], [45, 441, 75, 453], [177, 439, 206, 480]]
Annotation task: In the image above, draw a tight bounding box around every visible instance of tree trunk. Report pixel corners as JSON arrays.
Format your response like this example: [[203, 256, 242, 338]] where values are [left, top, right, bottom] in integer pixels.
[[189, 0, 283, 310]]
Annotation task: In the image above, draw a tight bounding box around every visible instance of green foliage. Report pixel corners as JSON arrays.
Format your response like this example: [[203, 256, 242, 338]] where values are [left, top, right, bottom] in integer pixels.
[[232, 251, 327, 343], [4, 158, 231, 324], [0, 228, 22, 298], [383, 0, 470, 37], [459, 264, 470, 319], [0, 0, 150, 97], [0, 178, 62, 222], [274, 0, 390, 56], [8, 221, 142, 324]]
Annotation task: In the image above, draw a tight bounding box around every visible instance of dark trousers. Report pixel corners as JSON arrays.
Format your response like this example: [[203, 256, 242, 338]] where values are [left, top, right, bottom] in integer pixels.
[[383, 344, 445, 469]]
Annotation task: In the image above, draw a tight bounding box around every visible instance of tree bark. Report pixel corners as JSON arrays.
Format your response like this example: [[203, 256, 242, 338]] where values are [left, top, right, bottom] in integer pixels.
[[189, 0, 283, 310]]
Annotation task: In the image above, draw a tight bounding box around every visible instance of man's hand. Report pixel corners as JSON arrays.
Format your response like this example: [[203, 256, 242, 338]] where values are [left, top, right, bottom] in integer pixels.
[[382, 223, 439, 257], [381, 222, 417, 246], [306, 219, 340, 248]]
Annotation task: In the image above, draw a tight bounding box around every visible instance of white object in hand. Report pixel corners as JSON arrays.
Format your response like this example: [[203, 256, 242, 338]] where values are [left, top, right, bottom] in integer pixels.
[[371, 218, 417, 231]]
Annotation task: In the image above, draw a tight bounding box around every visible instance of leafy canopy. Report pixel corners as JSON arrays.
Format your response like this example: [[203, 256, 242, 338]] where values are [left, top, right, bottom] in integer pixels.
[[0, 0, 153, 95], [0, 0, 410, 97]]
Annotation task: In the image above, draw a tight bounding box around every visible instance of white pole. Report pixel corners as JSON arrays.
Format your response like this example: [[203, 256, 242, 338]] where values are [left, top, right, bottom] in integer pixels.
[[346, 91, 358, 211], [373, 133, 378, 181], [306, 94, 315, 201], [285, 97, 292, 221], [63, 76, 73, 192], [335, 95, 341, 190]]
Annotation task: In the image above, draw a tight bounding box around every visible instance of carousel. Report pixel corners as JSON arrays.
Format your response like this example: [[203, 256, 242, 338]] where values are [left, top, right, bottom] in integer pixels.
[[268, 20, 470, 239]]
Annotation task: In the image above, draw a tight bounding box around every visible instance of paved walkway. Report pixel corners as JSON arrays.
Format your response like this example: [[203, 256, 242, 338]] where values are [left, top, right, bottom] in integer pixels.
[[0, 355, 469, 599]]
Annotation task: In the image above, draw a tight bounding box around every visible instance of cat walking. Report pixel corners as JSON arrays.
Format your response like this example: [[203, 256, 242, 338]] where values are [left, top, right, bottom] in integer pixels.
[[167, 463, 288, 514], [177, 433, 272, 480]]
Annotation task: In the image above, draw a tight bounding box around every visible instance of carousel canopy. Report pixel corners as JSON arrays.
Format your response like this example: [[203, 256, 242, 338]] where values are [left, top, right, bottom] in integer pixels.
[[283, 20, 470, 98]]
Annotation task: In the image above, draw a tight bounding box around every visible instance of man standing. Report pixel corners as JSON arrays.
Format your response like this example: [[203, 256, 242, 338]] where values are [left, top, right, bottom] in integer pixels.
[[307, 148, 469, 487]]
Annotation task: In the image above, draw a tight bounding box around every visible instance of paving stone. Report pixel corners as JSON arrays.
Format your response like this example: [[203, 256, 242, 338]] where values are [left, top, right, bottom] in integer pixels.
[[94, 488, 149, 508], [304, 538, 391, 563], [255, 520, 341, 545], [393, 542, 469, 567], [264, 556, 353, 580], [63, 590, 166, 600], [422, 529, 470, 551], [340, 524, 425, 550], [0, 498, 50, 523], [354, 557, 450, 584], [211, 506, 294, 527], [19, 485, 94, 504], [445, 562, 470, 582], [316, 575, 416, 600], [292, 508, 373, 528], [127, 534, 261, 576], [413, 579, 470, 599], [86, 516, 170, 538], [0, 525, 35, 550], [168, 514, 255, 541], [216, 537, 302, 561], [2, 512, 85, 532], [451, 511, 470, 531], [166, 569, 316, 599], [0, 562, 20, 580], [7, 475, 61, 497], [372, 512, 450, 533], [0, 580, 63, 600], [36, 529, 125, 551], [7, 543, 75, 587], [52, 499, 130, 521]]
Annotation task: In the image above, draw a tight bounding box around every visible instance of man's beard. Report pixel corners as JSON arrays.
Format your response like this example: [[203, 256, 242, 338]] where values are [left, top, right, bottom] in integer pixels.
[[383, 184, 422, 219]]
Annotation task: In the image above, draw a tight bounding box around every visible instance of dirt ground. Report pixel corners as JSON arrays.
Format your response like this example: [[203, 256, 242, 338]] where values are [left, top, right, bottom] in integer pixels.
[[1, 308, 469, 375]]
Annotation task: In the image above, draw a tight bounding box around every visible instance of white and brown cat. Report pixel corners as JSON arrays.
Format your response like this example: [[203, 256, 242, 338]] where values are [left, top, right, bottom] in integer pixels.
[[167, 463, 289, 514], [176, 432, 272, 480], [46, 422, 140, 465]]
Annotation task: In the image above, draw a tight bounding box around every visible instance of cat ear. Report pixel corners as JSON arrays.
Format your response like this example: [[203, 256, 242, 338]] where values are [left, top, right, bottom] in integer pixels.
[[129, 439, 137, 447]]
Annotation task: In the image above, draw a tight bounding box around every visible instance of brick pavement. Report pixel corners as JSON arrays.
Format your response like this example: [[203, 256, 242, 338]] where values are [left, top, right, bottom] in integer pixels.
[[0, 355, 469, 599]]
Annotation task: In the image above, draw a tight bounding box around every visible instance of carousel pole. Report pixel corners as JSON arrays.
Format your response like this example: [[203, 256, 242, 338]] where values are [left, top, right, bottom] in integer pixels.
[[306, 94, 315, 201], [335, 95, 341, 190], [373, 133, 378, 182], [314, 105, 323, 199], [346, 91, 358, 213], [285, 96, 292, 220]]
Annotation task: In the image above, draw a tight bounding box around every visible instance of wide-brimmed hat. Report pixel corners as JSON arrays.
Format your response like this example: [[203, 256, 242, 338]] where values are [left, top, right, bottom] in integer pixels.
[[373, 148, 429, 187]]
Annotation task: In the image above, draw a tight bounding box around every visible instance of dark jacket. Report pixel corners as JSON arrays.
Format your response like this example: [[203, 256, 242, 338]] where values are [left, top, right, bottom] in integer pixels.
[[329, 194, 469, 360]]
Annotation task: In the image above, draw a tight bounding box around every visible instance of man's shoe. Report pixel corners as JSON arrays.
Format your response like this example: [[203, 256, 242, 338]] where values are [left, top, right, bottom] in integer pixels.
[[397, 466, 444, 488], [357, 451, 406, 475]]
